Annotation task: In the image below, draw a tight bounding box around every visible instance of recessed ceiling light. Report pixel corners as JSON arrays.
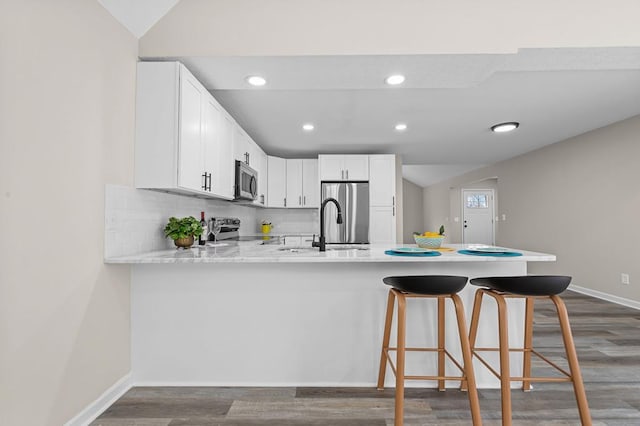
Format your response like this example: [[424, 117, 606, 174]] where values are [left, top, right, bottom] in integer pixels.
[[491, 122, 519, 133], [385, 74, 405, 86], [395, 123, 407, 131], [302, 123, 315, 131], [246, 75, 266, 86]]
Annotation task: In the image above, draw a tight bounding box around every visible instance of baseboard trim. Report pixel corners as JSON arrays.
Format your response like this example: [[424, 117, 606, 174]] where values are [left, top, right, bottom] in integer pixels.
[[569, 284, 640, 310], [132, 381, 378, 387], [64, 373, 133, 426]]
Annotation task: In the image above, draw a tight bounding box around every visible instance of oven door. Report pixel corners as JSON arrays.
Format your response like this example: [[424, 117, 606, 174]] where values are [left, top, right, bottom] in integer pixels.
[[235, 160, 258, 200]]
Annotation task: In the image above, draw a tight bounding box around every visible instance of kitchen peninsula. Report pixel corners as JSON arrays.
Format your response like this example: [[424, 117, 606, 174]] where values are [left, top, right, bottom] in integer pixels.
[[106, 242, 554, 389]]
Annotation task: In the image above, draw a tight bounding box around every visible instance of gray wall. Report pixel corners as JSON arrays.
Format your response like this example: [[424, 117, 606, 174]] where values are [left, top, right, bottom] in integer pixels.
[[402, 179, 425, 243], [423, 115, 640, 302], [0, 1, 137, 424]]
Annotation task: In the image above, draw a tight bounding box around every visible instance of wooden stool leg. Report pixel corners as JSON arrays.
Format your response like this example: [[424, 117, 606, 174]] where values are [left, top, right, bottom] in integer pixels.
[[494, 294, 512, 426], [438, 296, 446, 391], [550, 295, 592, 425], [522, 297, 535, 391], [461, 289, 484, 391], [395, 292, 407, 426], [377, 289, 396, 389], [451, 294, 483, 426]]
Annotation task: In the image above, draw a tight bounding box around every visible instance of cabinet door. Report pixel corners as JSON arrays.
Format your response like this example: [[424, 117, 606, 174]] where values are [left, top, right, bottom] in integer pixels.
[[178, 73, 205, 192], [369, 155, 396, 206], [318, 155, 344, 181], [267, 156, 286, 207], [302, 159, 319, 207], [253, 146, 268, 206], [370, 206, 396, 244], [286, 159, 304, 208], [343, 155, 369, 181], [219, 114, 236, 198], [201, 96, 218, 195], [233, 125, 249, 164]]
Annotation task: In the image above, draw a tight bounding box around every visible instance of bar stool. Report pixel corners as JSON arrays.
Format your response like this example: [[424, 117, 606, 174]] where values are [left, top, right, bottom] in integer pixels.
[[466, 275, 591, 426], [377, 275, 482, 426]]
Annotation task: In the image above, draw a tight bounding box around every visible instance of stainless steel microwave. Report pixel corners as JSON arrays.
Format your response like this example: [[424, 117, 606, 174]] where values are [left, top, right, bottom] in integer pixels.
[[234, 160, 258, 201]]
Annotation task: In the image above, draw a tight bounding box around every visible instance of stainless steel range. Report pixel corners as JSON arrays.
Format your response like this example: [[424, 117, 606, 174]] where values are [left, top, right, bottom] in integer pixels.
[[207, 217, 240, 241]]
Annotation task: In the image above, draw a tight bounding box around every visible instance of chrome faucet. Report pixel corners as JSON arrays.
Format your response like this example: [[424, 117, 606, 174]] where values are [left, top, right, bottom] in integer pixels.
[[312, 197, 343, 252]]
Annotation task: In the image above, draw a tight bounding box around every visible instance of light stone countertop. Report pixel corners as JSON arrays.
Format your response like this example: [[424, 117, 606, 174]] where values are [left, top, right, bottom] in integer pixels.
[[104, 242, 555, 264]]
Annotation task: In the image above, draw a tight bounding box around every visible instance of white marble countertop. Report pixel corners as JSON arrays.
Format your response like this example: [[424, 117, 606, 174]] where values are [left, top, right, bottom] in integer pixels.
[[104, 242, 555, 264]]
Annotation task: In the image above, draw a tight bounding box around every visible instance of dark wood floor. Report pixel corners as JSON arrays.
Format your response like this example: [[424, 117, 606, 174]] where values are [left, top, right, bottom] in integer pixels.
[[93, 291, 640, 425]]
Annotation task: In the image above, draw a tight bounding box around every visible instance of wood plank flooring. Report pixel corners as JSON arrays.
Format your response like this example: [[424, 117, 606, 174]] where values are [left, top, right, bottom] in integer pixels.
[[93, 291, 640, 425]]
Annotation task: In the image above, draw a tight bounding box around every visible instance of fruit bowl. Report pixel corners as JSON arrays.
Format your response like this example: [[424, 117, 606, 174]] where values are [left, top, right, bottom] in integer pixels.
[[414, 235, 444, 249]]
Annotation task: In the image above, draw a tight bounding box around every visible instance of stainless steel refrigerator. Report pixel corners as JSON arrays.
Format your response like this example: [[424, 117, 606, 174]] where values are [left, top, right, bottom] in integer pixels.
[[321, 182, 369, 244]]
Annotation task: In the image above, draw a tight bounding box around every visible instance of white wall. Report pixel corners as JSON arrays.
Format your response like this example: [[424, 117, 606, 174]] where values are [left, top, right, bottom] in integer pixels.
[[139, 0, 640, 56], [0, 1, 137, 424], [422, 115, 640, 303], [402, 179, 424, 243]]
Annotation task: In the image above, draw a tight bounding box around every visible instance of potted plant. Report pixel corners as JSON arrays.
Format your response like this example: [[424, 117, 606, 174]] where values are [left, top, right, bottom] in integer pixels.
[[164, 216, 203, 248]]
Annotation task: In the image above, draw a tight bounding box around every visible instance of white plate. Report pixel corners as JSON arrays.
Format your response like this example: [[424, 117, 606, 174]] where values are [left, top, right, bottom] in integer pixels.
[[465, 246, 509, 253], [392, 247, 432, 253]]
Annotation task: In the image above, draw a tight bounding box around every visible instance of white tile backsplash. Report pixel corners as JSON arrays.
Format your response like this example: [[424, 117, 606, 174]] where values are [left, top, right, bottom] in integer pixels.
[[105, 185, 258, 257], [105, 185, 320, 257], [258, 208, 319, 235]]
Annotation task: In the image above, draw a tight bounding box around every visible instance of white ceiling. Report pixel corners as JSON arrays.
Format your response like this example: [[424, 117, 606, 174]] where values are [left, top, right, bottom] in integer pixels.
[[153, 48, 640, 186], [98, 2, 640, 187], [98, 0, 180, 38]]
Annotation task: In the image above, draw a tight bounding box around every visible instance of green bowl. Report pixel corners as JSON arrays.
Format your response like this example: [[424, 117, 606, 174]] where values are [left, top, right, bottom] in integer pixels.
[[413, 235, 444, 249]]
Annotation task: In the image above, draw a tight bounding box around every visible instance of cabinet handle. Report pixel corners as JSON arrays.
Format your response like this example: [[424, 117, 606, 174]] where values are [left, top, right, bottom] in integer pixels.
[[346, 170, 349, 180], [299, 196, 302, 205], [341, 170, 344, 180], [303, 196, 306, 205], [393, 206, 395, 216], [284, 198, 287, 207], [208, 173, 212, 191], [201, 172, 207, 190], [392, 196, 395, 206]]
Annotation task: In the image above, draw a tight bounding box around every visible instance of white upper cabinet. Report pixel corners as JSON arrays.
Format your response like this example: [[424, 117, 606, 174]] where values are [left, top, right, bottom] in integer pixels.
[[302, 159, 319, 207], [368, 155, 397, 244], [135, 62, 234, 200], [369, 154, 396, 207], [286, 159, 303, 208], [318, 155, 369, 181], [253, 145, 268, 206], [267, 156, 286, 208], [286, 159, 319, 208]]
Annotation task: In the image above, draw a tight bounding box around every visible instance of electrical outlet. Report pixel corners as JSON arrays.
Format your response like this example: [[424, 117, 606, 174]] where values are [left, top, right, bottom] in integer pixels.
[[501, 214, 507, 221], [621, 273, 630, 285]]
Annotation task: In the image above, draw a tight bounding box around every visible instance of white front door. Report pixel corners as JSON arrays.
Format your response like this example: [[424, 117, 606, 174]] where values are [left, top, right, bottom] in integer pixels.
[[462, 189, 495, 245]]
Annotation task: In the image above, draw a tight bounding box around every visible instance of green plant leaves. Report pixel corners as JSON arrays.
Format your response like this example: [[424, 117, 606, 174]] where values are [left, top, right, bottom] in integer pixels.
[[164, 216, 203, 240]]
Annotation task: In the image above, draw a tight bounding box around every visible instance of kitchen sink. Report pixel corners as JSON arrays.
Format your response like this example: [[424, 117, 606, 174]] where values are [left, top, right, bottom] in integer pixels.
[[276, 247, 317, 253], [327, 245, 370, 251], [276, 245, 370, 253]]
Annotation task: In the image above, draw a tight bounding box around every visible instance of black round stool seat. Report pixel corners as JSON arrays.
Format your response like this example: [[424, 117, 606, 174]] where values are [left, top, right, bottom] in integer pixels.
[[470, 275, 571, 296], [383, 275, 468, 295]]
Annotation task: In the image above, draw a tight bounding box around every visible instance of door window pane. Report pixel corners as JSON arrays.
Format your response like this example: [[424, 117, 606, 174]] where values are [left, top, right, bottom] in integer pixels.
[[466, 194, 488, 209]]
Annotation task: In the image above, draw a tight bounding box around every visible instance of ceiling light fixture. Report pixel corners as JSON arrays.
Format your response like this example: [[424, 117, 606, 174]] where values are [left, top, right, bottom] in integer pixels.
[[385, 74, 405, 86], [246, 75, 266, 86], [395, 123, 407, 131], [302, 123, 315, 131], [491, 122, 519, 133]]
